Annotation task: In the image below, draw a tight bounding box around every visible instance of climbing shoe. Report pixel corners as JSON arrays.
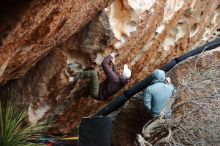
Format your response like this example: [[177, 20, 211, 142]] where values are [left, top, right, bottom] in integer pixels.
[[67, 62, 82, 76]]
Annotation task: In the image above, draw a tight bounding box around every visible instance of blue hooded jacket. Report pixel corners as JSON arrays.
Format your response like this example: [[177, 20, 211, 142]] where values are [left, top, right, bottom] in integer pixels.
[[143, 70, 174, 117]]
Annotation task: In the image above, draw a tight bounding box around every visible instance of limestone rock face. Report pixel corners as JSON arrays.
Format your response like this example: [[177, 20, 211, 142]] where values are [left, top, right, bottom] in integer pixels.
[[0, 0, 220, 138], [111, 95, 150, 146], [0, 0, 111, 85]]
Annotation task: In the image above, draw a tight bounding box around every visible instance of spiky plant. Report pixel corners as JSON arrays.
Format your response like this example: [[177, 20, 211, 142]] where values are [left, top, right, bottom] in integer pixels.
[[0, 101, 47, 146]]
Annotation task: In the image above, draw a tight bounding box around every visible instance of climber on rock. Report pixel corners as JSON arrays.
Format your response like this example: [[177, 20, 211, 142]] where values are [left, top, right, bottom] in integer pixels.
[[143, 69, 175, 118], [67, 53, 131, 100]]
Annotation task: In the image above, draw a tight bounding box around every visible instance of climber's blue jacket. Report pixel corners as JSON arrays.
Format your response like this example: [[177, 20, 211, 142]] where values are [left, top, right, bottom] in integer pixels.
[[143, 70, 175, 117]]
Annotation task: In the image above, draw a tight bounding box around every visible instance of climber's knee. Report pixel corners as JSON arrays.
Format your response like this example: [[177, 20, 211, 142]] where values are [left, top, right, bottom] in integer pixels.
[[90, 88, 99, 100], [90, 70, 97, 76]]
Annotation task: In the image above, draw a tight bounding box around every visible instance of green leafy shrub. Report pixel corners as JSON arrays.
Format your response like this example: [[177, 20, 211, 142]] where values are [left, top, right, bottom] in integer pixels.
[[0, 101, 47, 146]]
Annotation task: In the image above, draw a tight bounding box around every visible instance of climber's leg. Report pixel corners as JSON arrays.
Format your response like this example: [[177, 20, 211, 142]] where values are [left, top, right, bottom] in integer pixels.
[[76, 70, 99, 99]]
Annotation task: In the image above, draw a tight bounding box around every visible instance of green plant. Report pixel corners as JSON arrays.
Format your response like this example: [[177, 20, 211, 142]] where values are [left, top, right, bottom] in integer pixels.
[[0, 101, 47, 146]]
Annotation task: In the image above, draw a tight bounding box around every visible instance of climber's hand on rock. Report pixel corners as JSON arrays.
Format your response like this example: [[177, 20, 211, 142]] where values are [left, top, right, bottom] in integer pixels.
[[110, 52, 116, 64], [110, 52, 116, 58], [111, 58, 116, 65]]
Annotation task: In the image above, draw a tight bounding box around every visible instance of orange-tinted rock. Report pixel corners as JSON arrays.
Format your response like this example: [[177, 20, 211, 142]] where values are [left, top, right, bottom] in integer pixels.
[[0, 0, 111, 85], [0, 0, 219, 139]]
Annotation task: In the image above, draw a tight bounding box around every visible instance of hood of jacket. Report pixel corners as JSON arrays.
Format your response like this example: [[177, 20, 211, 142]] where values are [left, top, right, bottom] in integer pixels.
[[152, 69, 166, 83]]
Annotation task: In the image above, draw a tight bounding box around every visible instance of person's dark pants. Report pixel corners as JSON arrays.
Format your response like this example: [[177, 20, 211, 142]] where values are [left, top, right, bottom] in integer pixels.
[[76, 70, 99, 99]]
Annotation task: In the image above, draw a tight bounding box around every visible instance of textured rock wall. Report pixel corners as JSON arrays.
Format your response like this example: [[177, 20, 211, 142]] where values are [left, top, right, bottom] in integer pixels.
[[0, 0, 220, 137], [0, 0, 111, 85]]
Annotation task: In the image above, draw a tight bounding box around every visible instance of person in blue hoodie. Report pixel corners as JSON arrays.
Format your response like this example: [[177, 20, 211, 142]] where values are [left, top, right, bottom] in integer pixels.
[[143, 69, 175, 118]]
